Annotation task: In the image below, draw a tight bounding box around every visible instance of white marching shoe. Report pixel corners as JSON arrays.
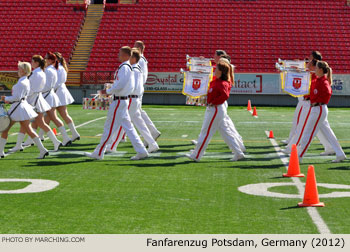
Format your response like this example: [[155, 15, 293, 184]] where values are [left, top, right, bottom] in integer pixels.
[[71, 135, 80, 142], [191, 140, 198, 145], [23, 137, 34, 147], [62, 139, 72, 147], [231, 153, 245, 162], [147, 143, 159, 153], [320, 150, 336, 156], [281, 139, 289, 145], [8, 146, 24, 153], [37, 150, 49, 159], [53, 142, 62, 152], [153, 131, 161, 141], [281, 148, 291, 154], [84, 152, 103, 160], [185, 153, 199, 162], [0, 151, 5, 158], [131, 152, 148, 160], [332, 155, 346, 163]]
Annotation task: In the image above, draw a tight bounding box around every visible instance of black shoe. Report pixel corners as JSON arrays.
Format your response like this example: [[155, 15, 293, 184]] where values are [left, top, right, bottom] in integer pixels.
[[72, 136, 80, 142], [63, 140, 72, 147]]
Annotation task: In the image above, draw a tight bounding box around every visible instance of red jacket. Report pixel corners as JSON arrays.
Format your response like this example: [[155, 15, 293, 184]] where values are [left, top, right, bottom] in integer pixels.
[[207, 78, 231, 105], [310, 75, 332, 104], [304, 73, 317, 99]]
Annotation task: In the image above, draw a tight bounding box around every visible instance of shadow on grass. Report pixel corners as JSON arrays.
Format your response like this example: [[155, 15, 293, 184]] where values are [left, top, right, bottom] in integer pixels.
[[280, 205, 300, 210], [224, 164, 283, 169], [24, 159, 96, 167]]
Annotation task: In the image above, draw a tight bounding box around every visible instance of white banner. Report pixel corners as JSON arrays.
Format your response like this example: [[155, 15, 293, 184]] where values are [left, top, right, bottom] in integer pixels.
[[281, 71, 311, 97], [182, 72, 211, 98]]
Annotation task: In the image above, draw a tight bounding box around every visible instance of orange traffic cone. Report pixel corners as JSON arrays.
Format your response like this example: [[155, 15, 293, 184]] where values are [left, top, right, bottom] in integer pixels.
[[283, 144, 304, 177], [53, 128, 57, 136], [268, 130, 274, 138], [247, 100, 252, 112], [252, 106, 258, 117], [298, 165, 325, 207]]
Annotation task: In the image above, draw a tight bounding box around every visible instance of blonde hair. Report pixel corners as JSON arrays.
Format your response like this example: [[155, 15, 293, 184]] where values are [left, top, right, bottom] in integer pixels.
[[134, 41, 145, 53], [18, 61, 32, 76], [317, 61, 333, 86]]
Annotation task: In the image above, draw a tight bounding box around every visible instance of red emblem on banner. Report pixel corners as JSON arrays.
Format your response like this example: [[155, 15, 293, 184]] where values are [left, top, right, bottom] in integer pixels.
[[192, 79, 201, 90], [292, 78, 302, 89]]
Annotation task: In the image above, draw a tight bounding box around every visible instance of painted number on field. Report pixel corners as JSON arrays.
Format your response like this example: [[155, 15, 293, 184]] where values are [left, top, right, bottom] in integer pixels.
[[0, 179, 59, 194]]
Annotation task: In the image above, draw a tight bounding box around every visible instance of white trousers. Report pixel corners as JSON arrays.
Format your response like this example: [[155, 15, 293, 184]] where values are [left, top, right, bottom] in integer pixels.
[[221, 101, 245, 151], [287, 99, 303, 142], [286, 100, 332, 152], [140, 95, 159, 138], [108, 97, 156, 150], [297, 105, 345, 158], [93, 99, 147, 158], [192, 104, 243, 160]]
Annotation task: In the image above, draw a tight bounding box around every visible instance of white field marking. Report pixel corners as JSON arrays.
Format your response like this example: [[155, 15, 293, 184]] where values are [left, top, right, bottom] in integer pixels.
[[146, 108, 177, 111], [149, 151, 162, 157], [264, 130, 331, 234], [264, 152, 335, 160], [96, 133, 102, 137], [0, 179, 59, 194], [238, 182, 350, 199], [182, 135, 188, 138], [10, 133, 19, 136]]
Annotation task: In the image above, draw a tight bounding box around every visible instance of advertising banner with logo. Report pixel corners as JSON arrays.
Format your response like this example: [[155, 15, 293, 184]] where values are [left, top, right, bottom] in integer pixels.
[[144, 72, 350, 96]]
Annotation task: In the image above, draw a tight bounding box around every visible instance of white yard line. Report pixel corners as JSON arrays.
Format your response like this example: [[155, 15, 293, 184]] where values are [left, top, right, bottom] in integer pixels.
[[265, 131, 331, 234]]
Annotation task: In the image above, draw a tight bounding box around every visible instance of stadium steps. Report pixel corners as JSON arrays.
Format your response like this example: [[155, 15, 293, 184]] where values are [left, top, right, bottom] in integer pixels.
[[66, 0, 86, 4], [119, 0, 136, 3], [67, 4, 104, 85]]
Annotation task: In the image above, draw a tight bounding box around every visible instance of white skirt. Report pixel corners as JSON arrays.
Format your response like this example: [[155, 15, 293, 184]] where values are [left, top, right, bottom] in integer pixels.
[[56, 84, 74, 106], [35, 93, 51, 113], [44, 89, 61, 108], [8, 100, 38, 122]]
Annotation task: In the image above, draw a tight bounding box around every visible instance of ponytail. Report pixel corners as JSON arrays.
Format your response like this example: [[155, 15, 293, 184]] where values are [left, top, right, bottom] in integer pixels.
[[229, 64, 235, 85], [45, 52, 59, 70], [327, 67, 333, 86], [32, 55, 45, 71], [54, 52, 69, 73]]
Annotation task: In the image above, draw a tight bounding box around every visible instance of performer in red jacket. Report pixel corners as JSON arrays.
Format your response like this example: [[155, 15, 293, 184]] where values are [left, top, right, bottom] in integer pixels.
[[186, 61, 244, 162], [297, 61, 346, 163]]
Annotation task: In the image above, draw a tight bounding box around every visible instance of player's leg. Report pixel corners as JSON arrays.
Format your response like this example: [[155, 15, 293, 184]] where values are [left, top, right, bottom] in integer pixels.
[[0, 120, 16, 157], [57, 105, 80, 142]]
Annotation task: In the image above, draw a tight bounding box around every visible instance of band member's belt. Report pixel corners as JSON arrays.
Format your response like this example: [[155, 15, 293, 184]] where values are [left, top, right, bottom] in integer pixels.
[[8, 98, 25, 116], [113, 96, 128, 100], [43, 89, 53, 99], [9, 98, 25, 104], [311, 103, 326, 107], [128, 95, 138, 98]]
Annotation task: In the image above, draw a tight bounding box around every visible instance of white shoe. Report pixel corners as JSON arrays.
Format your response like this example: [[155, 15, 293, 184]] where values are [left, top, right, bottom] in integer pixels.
[[131, 152, 148, 160], [23, 138, 34, 147], [72, 135, 80, 142], [320, 150, 336, 156], [8, 146, 24, 153], [106, 148, 118, 154], [191, 140, 198, 145], [298, 156, 303, 164], [0, 151, 5, 158], [185, 153, 199, 162], [240, 145, 246, 153], [143, 140, 149, 148], [147, 143, 159, 153], [62, 139, 72, 147], [84, 152, 103, 160], [53, 142, 62, 152], [281, 139, 289, 145], [231, 153, 245, 161], [37, 150, 49, 159], [281, 148, 291, 154], [332, 155, 346, 163]]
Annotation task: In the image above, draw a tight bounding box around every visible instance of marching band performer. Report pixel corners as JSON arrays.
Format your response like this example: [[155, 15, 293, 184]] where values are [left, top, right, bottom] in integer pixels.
[[134, 41, 161, 143], [297, 61, 346, 163], [106, 49, 159, 153], [282, 51, 333, 155], [12, 55, 62, 152], [0, 62, 48, 159], [84, 46, 148, 160], [52, 52, 80, 142], [41, 52, 72, 146], [186, 60, 244, 162]]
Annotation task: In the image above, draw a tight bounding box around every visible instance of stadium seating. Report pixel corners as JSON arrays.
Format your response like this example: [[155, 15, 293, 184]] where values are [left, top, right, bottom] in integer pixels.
[[0, 0, 86, 70], [87, 0, 350, 73]]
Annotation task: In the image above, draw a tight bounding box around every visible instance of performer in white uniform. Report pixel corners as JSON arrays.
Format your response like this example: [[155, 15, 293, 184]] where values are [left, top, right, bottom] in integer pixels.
[[106, 49, 159, 153], [134, 41, 161, 143], [186, 60, 244, 162], [53, 52, 80, 142], [297, 61, 346, 163], [282, 51, 333, 155], [41, 52, 72, 146], [84, 46, 148, 160], [0, 62, 48, 159], [12, 55, 62, 152]]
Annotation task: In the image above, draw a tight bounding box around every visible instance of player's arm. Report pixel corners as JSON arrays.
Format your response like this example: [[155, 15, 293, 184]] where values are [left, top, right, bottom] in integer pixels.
[[107, 66, 131, 94]]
